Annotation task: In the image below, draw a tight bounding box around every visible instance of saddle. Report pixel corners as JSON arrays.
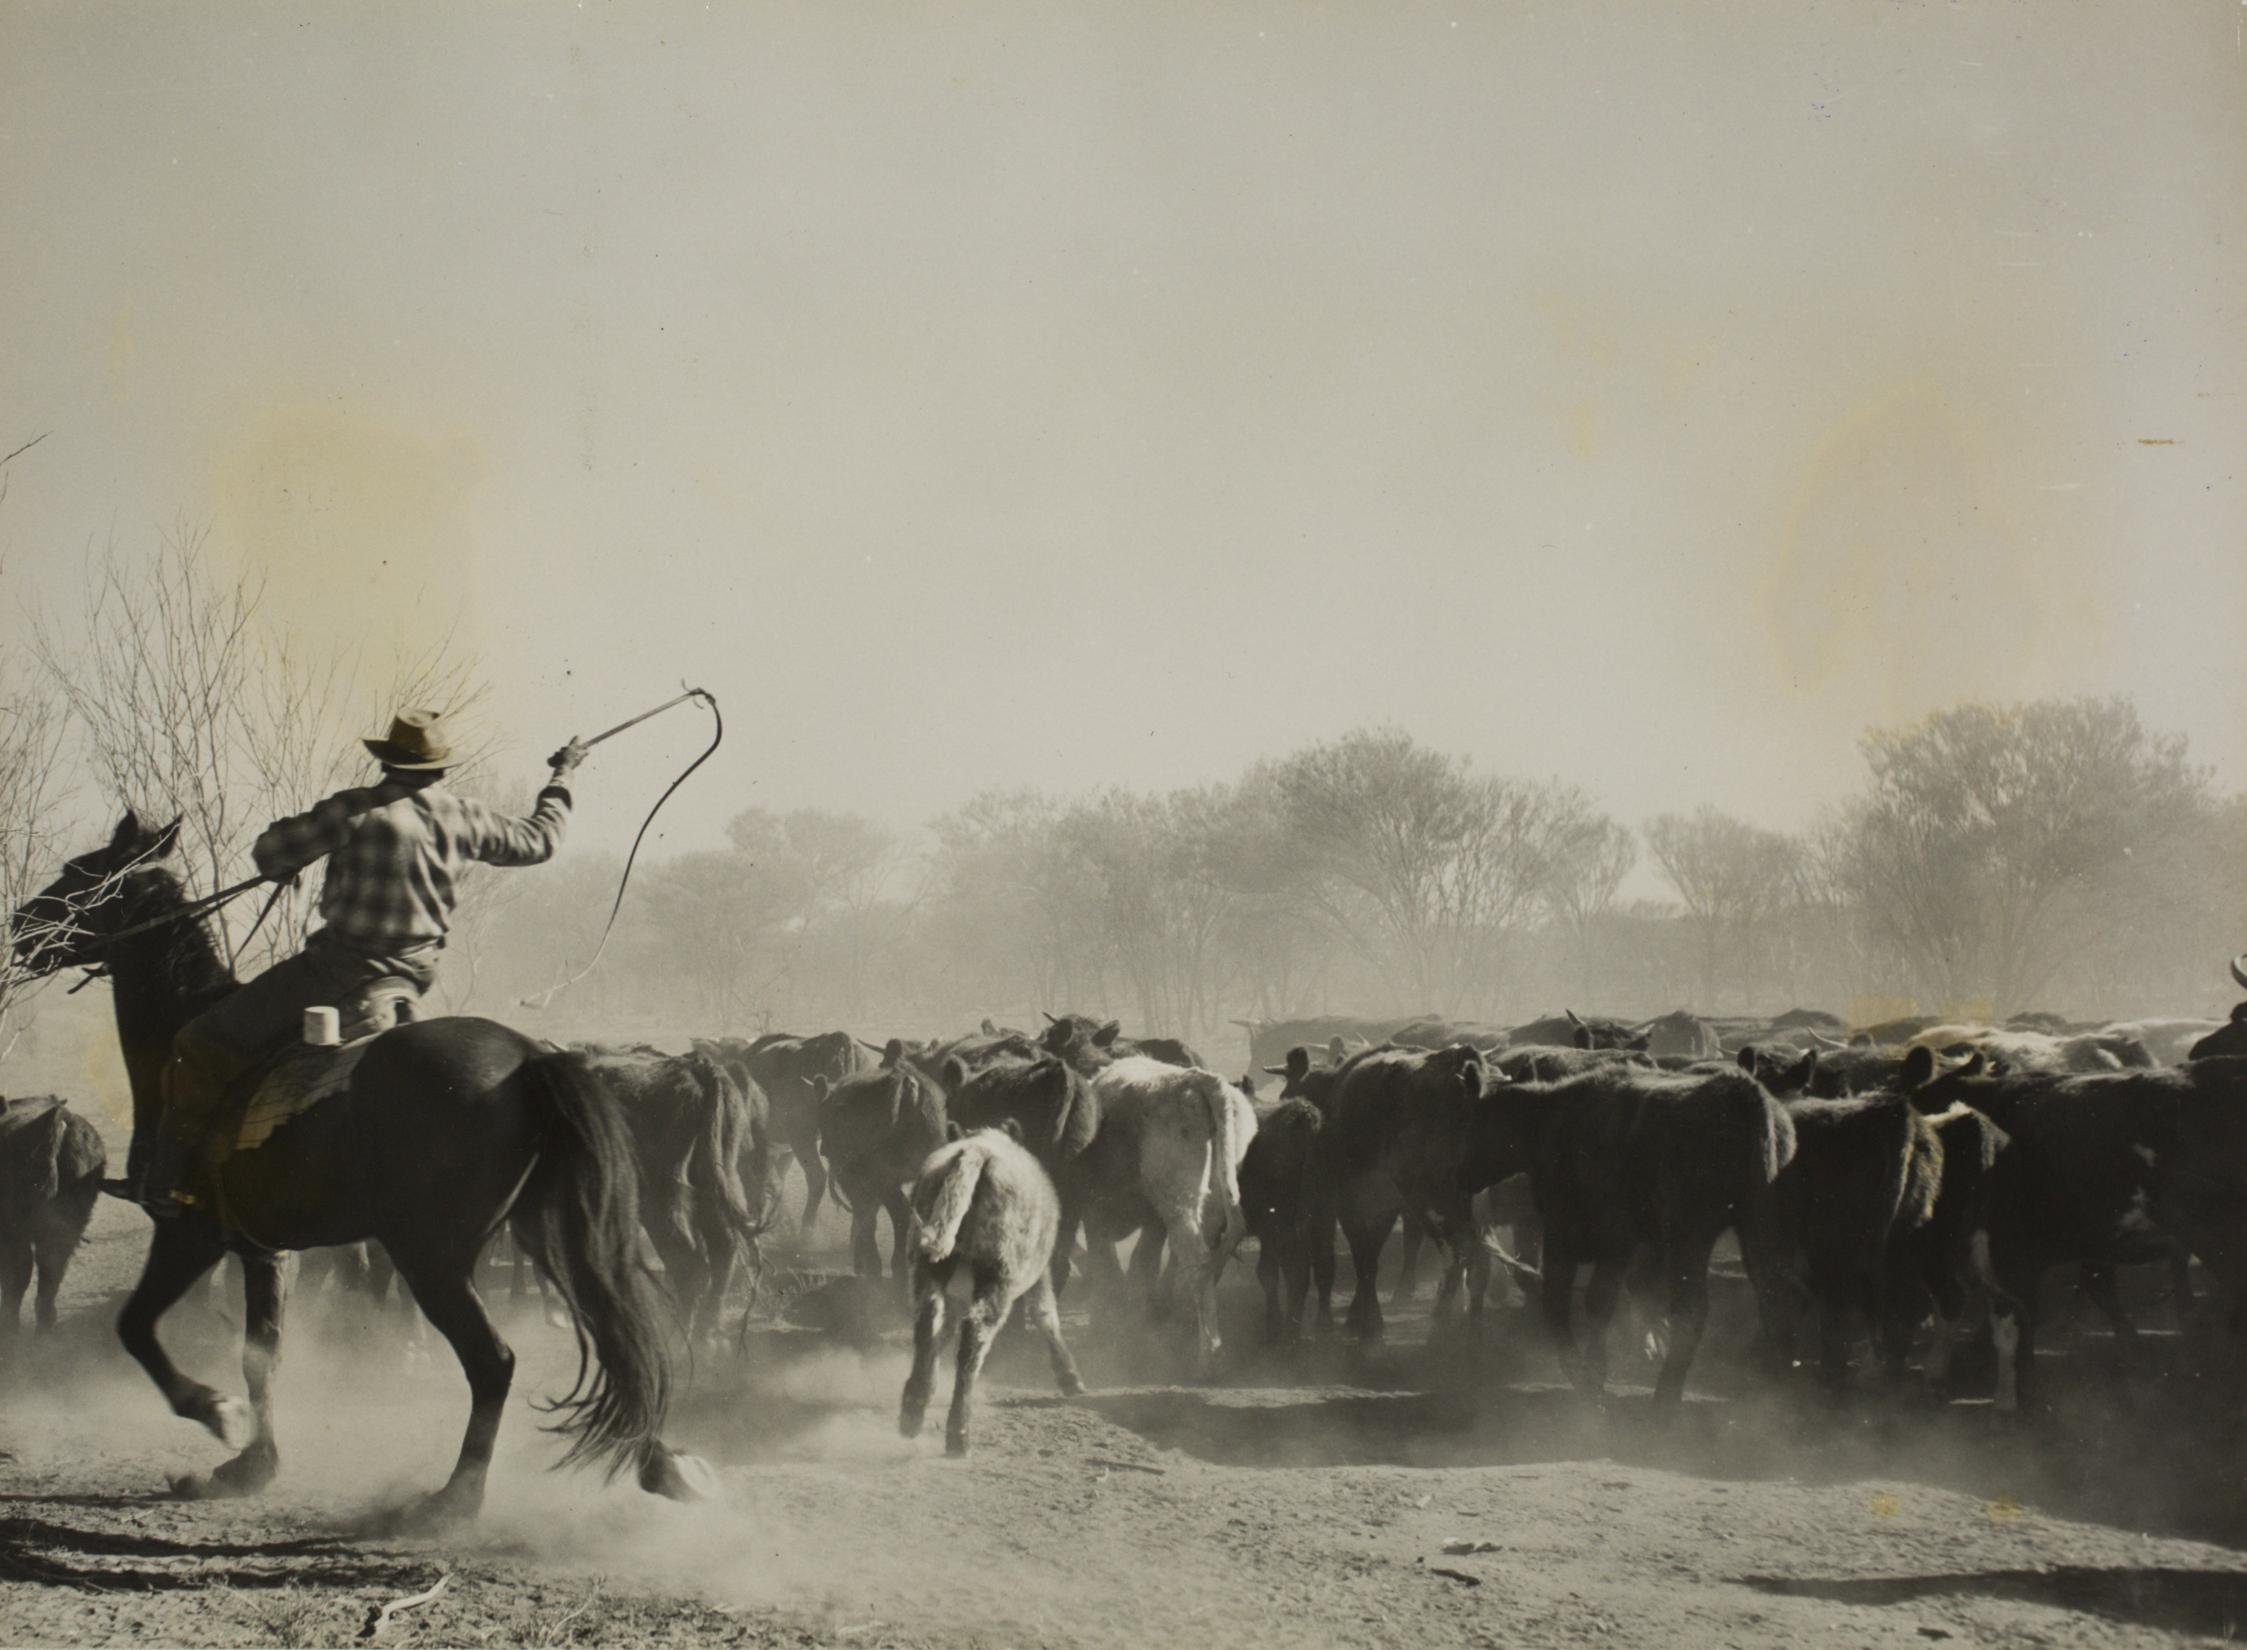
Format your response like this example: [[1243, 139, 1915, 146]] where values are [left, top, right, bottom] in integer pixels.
[[213, 978, 423, 1160]]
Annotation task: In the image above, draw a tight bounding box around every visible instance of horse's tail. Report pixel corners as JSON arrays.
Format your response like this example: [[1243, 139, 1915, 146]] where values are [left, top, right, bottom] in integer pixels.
[[512, 1049, 674, 1482]]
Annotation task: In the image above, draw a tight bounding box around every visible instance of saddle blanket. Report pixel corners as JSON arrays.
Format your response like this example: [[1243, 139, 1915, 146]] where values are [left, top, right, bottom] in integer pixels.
[[232, 1039, 377, 1155]]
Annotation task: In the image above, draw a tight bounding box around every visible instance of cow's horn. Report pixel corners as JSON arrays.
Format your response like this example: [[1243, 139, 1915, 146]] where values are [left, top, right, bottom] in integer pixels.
[[856, 1038, 887, 1054], [1042, 1011, 1059, 1024], [2231, 953, 2247, 992]]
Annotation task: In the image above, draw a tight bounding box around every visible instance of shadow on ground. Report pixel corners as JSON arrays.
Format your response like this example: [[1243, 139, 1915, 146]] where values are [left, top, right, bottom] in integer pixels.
[[1739, 1566, 2247, 1639]]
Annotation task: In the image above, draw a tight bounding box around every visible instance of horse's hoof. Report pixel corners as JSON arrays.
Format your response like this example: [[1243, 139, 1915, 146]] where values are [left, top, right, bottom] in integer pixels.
[[204, 1397, 255, 1451], [639, 1447, 718, 1503], [1058, 1376, 1087, 1399], [944, 1433, 970, 1459], [372, 1487, 480, 1536], [172, 1447, 274, 1501]]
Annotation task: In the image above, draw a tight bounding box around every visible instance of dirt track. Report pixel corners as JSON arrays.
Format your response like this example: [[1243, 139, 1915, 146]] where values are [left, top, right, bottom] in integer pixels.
[[5, 1186, 2247, 1650]]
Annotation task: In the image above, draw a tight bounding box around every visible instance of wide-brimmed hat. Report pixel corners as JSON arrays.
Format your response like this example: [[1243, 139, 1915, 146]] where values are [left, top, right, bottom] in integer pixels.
[[363, 709, 454, 771]]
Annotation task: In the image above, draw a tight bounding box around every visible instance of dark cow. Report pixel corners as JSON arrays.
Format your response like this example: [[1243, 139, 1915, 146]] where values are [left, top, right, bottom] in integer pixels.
[[1743, 1043, 1903, 1101], [2190, 1006, 2247, 1063], [1039, 1012, 1203, 1071], [1492, 1044, 1647, 1084], [1386, 1017, 1508, 1054], [1886, 1101, 2024, 1397], [2186, 956, 2247, 1061], [1238, 1097, 1334, 1343], [1634, 1010, 1722, 1060], [1317, 1044, 1489, 1343], [1737, 1090, 1942, 1387], [1855, 1014, 1938, 1046], [944, 1056, 1107, 1295], [1902, 1046, 2247, 1409], [2005, 1011, 2097, 1036], [696, 1030, 870, 1232], [1508, 1010, 1647, 1052], [1769, 1008, 1846, 1033], [1235, 1015, 1411, 1077], [1456, 1065, 1797, 1405], [817, 1061, 952, 1283], [577, 1044, 765, 1340], [871, 1027, 1042, 1080], [0, 1096, 105, 1344], [1266, 1041, 1463, 1317]]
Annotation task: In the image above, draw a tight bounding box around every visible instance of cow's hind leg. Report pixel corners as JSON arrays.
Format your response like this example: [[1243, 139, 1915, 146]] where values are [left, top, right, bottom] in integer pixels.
[[1155, 1202, 1223, 1376], [690, 1202, 738, 1343], [1130, 1224, 1169, 1320], [0, 1236, 29, 1347], [944, 1277, 1008, 1457], [117, 1220, 250, 1455], [1310, 1203, 1338, 1334], [645, 1218, 710, 1339], [1023, 1272, 1084, 1397], [1652, 1238, 1718, 1408], [1257, 1239, 1285, 1344], [1342, 1212, 1395, 1342], [885, 1188, 914, 1290], [1580, 1256, 1626, 1394], [795, 1138, 829, 1235], [1542, 1243, 1586, 1391], [900, 1271, 949, 1439], [1394, 1210, 1427, 1304], [848, 1199, 883, 1280]]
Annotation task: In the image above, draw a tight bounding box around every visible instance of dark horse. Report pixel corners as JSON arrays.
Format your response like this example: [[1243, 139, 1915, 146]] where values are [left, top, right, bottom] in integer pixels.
[[9, 812, 716, 1524]]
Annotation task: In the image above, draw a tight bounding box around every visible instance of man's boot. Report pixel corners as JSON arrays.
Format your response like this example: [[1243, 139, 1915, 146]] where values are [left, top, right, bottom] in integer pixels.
[[142, 1056, 214, 1219]]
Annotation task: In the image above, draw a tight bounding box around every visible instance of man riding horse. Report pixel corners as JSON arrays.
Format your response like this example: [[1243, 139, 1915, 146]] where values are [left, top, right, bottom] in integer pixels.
[[140, 709, 589, 1217]]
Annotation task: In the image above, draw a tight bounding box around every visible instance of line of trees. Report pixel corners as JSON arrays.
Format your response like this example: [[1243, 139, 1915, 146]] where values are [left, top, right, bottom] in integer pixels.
[[453, 702, 2247, 1045], [6, 525, 2244, 1052]]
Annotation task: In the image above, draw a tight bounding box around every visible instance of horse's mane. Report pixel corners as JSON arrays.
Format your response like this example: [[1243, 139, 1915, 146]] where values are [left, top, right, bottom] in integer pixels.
[[118, 867, 237, 1005]]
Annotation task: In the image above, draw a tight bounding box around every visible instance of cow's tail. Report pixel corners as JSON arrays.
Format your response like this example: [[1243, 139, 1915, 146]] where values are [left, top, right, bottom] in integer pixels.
[[687, 1052, 769, 1255], [33, 1105, 105, 1208], [1755, 1084, 1799, 1185], [1200, 1071, 1249, 1259], [1897, 1107, 1943, 1231], [911, 1139, 987, 1265]]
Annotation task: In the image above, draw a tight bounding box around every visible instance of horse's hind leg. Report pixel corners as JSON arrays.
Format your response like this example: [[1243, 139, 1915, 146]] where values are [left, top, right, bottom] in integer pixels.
[[178, 1251, 295, 1499], [117, 1221, 248, 1451], [384, 1260, 515, 1527]]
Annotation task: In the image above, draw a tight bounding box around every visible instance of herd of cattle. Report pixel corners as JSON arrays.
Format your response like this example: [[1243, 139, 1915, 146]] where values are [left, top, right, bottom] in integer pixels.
[[526, 971, 2247, 1441], [7, 974, 2247, 1454]]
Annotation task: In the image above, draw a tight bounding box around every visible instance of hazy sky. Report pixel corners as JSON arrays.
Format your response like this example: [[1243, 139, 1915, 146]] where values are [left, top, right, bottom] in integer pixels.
[[4, 2, 2243, 862]]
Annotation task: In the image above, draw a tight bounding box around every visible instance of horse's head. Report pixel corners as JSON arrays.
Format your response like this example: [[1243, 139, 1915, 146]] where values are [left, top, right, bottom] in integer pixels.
[[10, 810, 183, 977]]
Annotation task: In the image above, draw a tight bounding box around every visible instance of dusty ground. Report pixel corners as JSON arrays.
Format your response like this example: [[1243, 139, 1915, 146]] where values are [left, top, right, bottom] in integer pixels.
[[5, 1181, 2247, 1650]]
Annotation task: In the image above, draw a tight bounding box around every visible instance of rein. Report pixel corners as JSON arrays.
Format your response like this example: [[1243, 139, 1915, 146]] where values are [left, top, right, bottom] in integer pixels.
[[83, 874, 266, 950], [522, 688, 723, 1008]]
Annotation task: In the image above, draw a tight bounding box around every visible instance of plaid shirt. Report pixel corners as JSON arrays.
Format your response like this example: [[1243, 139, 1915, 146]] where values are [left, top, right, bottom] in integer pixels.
[[251, 779, 571, 956]]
